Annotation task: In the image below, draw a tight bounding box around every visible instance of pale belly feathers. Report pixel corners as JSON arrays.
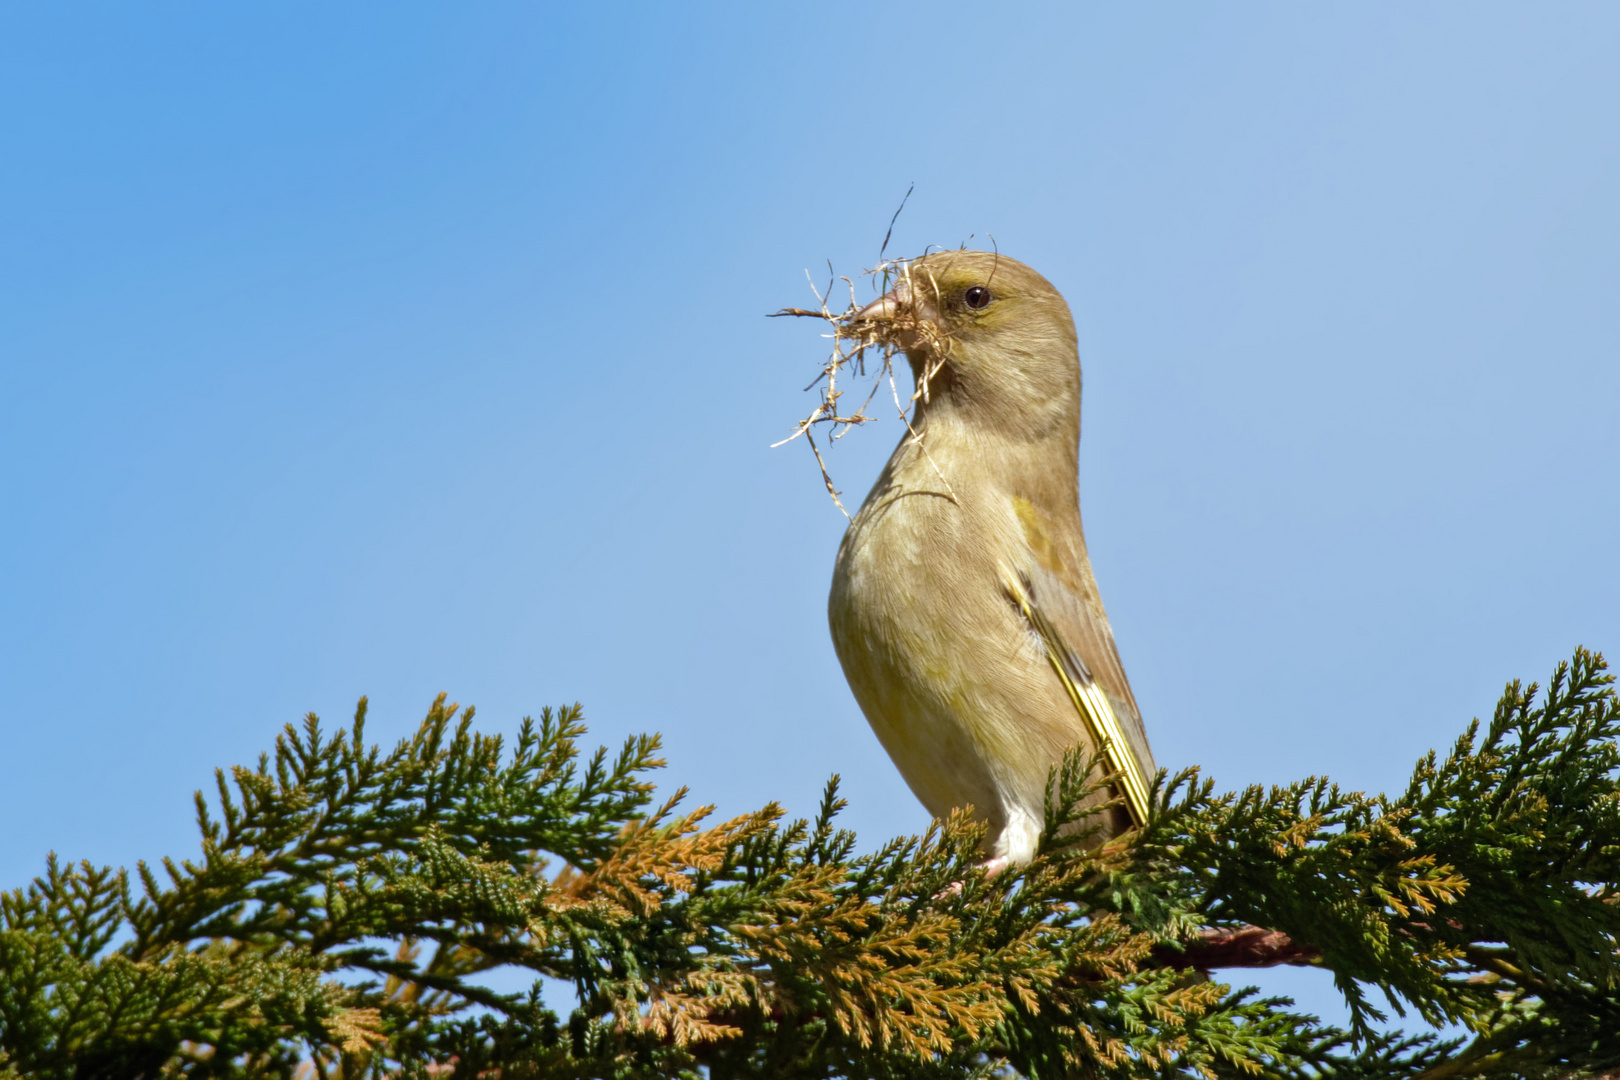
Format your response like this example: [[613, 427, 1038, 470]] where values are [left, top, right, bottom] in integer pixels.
[[827, 460, 1094, 865]]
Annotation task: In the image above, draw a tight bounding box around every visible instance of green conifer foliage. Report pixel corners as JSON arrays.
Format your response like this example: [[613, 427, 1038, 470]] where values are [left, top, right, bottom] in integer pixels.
[[2, 651, 1617, 1078]]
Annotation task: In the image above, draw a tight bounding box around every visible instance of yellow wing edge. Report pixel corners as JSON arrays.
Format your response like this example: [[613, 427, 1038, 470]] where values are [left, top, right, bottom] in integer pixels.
[[1006, 575, 1153, 827]]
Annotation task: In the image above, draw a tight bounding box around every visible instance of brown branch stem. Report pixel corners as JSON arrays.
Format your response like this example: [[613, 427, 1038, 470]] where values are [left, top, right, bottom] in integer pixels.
[[1154, 925, 1322, 970]]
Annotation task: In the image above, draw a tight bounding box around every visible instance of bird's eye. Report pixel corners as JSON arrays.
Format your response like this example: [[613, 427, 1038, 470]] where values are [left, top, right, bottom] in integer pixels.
[[963, 285, 993, 310]]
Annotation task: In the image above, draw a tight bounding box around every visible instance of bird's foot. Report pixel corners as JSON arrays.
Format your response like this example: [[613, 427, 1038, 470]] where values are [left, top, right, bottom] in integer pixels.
[[934, 855, 1013, 899]]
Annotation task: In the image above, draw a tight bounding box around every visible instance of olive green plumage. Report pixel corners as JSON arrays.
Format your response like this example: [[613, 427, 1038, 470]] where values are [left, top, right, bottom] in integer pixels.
[[828, 251, 1154, 867]]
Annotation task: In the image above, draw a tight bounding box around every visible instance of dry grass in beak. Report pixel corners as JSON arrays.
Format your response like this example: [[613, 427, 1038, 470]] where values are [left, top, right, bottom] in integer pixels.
[[770, 257, 958, 518]]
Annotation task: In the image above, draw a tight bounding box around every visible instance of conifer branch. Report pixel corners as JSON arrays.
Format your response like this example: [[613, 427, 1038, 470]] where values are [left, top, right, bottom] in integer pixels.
[[1, 650, 1616, 1077]]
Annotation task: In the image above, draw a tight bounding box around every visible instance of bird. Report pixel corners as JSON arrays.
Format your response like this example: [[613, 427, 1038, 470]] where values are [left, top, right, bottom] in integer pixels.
[[827, 250, 1155, 872]]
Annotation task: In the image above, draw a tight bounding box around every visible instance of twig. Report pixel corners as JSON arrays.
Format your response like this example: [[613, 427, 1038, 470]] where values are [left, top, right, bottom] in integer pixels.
[[879, 183, 914, 261], [1153, 925, 1322, 970], [804, 428, 850, 521], [770, 251, 960, 514]]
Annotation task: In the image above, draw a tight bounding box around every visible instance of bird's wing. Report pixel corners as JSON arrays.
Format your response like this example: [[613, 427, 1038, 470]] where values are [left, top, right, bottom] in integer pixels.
[[1003, 496, 1155, 825]]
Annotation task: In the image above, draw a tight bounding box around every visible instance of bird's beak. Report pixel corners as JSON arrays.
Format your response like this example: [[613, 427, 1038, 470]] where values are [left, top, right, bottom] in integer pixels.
[[855, 279, 910, 325], [848, 275, 944, 362], [852, 277, 940, 331]]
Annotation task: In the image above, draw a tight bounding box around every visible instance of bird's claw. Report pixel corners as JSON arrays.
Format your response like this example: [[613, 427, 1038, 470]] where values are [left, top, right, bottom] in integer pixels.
[[934, 855, 1013, 899]]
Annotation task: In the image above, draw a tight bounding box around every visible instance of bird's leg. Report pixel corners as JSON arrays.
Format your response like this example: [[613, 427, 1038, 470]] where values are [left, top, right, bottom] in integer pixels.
[[935, 855, 1013, 899]]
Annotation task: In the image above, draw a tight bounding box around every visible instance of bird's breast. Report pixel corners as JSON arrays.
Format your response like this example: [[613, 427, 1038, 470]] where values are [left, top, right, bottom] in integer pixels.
[[827, 437, 1077, 824]]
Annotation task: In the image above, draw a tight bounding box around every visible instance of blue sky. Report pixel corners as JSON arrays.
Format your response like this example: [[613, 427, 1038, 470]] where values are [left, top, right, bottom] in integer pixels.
[[4, 3, 1618, 1031]]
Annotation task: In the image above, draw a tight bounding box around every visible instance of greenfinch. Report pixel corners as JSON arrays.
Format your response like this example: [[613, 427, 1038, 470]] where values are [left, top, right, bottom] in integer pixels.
[[828, 251, 1155, 870]]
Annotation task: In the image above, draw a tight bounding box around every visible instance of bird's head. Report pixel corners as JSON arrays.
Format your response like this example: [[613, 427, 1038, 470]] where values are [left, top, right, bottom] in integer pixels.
[[851, 251, 1080, 438]]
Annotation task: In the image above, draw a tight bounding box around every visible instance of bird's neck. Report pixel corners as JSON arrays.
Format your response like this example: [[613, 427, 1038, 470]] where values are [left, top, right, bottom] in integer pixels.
[[910, 362, 1078, 443], [904, 392, 1081, 503]]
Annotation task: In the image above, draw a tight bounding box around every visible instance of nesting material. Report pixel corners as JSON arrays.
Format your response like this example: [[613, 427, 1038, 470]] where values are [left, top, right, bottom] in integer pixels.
[[771, 256, 960, 518]]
